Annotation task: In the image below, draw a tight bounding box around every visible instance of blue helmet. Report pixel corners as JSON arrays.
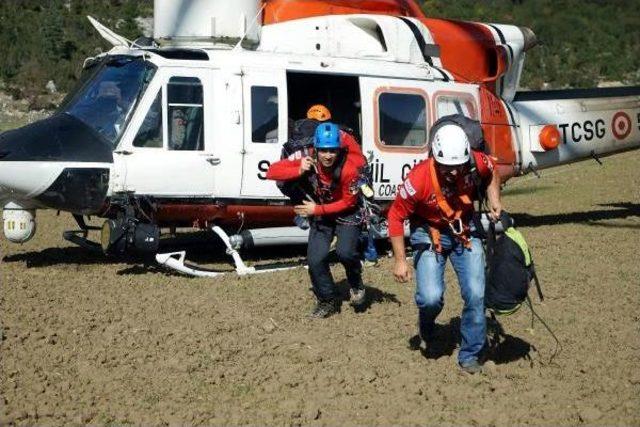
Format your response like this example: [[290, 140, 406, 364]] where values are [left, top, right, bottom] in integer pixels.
[[314, 122, 341, 150]]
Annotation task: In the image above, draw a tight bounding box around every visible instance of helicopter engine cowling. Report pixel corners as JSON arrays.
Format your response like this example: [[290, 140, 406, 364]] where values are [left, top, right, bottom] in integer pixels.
[[154, 0, 261, 46], [3, 202, 37, 244]]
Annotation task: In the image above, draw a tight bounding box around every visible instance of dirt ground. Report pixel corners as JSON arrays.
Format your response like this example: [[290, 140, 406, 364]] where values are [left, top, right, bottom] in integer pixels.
[[1, 151, 639, 426]]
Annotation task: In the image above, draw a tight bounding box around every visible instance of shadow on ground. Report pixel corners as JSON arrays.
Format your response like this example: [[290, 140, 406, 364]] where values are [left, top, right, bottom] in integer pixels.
[[406, 315, 533, 365], [513, 202, 639, 228], [3, 230, 308, 273], [335, 279, 402, 313]]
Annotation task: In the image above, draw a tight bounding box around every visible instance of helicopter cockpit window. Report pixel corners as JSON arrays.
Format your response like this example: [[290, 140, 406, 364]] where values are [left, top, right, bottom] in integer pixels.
[[167, 77, 204, 151], [378, 92, 427, 147], [251, 86, 279, 143], [436, 95, 478, 119], [133, 90, 163, 148], [63, 57, 156, 146]]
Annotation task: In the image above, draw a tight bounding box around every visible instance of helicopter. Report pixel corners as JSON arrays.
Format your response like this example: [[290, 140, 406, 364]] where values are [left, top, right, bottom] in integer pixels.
[[1, 0, 639, 277]]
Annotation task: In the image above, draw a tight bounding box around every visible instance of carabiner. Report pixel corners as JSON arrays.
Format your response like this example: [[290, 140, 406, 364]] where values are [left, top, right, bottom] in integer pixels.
[[449, 218, 464, 235]]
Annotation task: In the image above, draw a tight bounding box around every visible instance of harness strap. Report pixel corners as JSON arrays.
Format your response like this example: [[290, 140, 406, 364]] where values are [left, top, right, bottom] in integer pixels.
[[310, 149, 347, 203], [411, 242, 431, 266], [427, 226, 443, 254], [428, 160, 473, 250]]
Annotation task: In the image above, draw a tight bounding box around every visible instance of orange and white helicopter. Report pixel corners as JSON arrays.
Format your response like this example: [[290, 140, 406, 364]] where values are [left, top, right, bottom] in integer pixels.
[[1, 0, 639, 277]]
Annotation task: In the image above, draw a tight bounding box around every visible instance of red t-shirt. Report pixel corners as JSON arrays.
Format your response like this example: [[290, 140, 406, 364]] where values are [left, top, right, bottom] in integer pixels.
[[387, 152, 496, 237]]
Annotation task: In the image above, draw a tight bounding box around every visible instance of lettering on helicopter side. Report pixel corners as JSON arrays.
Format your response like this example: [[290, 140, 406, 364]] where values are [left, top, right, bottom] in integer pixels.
[[376, 183, 403, 198], [257, 160, 271, 180], [371, 158, 390, 183], [401, 158, 421, 180], [611, 111, 632, 140], [557, 119, 606, 144], [256, 156, 425, 199]]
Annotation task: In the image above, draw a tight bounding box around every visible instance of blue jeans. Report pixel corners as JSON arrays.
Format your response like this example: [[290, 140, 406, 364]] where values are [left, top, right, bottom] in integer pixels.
[[410, 226, 486, 364]]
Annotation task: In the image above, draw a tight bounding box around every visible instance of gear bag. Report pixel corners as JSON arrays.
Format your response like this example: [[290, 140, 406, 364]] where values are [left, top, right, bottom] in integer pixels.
[[485, 213, 543, 315], [276, 119, 319, 201]]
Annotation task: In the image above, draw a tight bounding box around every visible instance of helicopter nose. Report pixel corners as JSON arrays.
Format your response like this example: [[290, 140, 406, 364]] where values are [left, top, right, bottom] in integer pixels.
[[0, 114, 113, 213], [0, 156, 65, 200]]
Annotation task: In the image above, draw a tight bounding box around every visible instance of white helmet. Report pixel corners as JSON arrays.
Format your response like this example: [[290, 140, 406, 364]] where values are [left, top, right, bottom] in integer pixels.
[[431, 124, 471, 165]]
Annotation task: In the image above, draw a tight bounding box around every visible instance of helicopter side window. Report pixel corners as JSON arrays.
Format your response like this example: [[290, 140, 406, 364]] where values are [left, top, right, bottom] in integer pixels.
[[133, 90, 163, 148], [436, 94, 477, 119], [378, 92, 427, 147], [251, 86, 279, 143], [167, 77, 204, 151]]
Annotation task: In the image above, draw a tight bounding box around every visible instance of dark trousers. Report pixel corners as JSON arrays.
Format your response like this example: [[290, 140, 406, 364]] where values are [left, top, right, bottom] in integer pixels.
[[307, 215, 363, 302]]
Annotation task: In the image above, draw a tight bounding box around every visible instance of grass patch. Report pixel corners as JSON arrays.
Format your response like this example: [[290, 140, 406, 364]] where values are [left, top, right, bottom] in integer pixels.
[[0, 118, 28, 132]]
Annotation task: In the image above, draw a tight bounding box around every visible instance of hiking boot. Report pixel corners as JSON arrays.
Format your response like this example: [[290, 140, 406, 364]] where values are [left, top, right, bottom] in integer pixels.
[[309, 300, 338, 319], [459, 359, 484, 374], [349, 286, 366, 306], [363, 259, 379, 267]]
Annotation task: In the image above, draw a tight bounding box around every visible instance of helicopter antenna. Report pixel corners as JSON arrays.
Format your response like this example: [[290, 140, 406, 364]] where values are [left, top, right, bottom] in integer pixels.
[[233, 3, 266, 51]]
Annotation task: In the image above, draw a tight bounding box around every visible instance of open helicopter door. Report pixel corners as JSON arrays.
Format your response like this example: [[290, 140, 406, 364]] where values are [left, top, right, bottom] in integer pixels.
[[240, 68, 289, 198], [114, 67, 216, 197]]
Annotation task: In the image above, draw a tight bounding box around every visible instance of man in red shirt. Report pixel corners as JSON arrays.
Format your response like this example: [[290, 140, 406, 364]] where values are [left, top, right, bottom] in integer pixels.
[[280, 105, 364, 230], [267, 122, 365, 318], [387, 123, 502, 373]]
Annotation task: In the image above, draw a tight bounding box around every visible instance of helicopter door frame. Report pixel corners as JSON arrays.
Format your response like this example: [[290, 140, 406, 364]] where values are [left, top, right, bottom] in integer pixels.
[[239, 68, 289, 199], [115, 66, 216, 197]]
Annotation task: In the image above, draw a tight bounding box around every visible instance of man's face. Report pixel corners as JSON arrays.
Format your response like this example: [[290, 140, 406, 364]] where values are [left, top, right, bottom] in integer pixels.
[[317, 149, 339, 168], [437, 163, 468, 185]]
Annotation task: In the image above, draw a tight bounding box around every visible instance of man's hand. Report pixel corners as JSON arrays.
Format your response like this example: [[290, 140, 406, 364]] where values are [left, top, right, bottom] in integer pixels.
[[488, 199, 502, 221], [299, 156, 316, 175], [294, 200, 316, 217], [393, 259, 412, 283]]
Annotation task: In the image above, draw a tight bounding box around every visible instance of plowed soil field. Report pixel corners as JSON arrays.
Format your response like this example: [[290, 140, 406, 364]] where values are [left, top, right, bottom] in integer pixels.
[[1, 151, 639, 426]]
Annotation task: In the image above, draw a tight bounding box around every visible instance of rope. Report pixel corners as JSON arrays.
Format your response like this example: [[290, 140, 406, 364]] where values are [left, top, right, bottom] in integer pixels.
[[525, 296, 562, 365]]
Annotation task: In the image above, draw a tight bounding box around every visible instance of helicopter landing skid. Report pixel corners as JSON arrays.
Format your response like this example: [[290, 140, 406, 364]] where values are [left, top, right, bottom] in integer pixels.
[[155, 226, 306, 278]]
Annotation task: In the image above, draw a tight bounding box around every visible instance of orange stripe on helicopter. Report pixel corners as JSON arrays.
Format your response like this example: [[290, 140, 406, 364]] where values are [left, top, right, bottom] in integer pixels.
[[263, 0, 425, 23]]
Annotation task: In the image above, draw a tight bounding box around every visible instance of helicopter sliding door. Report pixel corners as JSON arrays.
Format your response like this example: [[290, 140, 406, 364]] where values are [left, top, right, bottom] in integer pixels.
[[114, 67, 217, 197], [240, 68, 289, 198]]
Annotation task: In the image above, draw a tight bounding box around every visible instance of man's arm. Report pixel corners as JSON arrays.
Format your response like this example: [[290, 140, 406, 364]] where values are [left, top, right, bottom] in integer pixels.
[[387, 178, 420, 283], [486, 169, 502, 220], [474, 152, 502, 221], [266, 157, 315, 181], [390, 235, 411, 283]]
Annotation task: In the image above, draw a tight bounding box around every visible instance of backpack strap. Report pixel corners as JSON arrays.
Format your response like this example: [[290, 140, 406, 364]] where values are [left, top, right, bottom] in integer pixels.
[[309, 148, 347, 203], [529, 261, 544, 301], [330, 149, 347, 193]]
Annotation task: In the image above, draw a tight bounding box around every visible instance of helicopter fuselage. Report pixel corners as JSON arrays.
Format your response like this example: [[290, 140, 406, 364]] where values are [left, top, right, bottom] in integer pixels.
[[1, 11, 639, 250]]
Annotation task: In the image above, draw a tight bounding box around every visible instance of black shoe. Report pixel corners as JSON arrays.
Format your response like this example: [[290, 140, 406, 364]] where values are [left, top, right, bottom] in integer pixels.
[[349, 286, 366, 306], [459, 359, 484, 374], [309, 301, 338, 319], [417, 318, 434, 344]]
